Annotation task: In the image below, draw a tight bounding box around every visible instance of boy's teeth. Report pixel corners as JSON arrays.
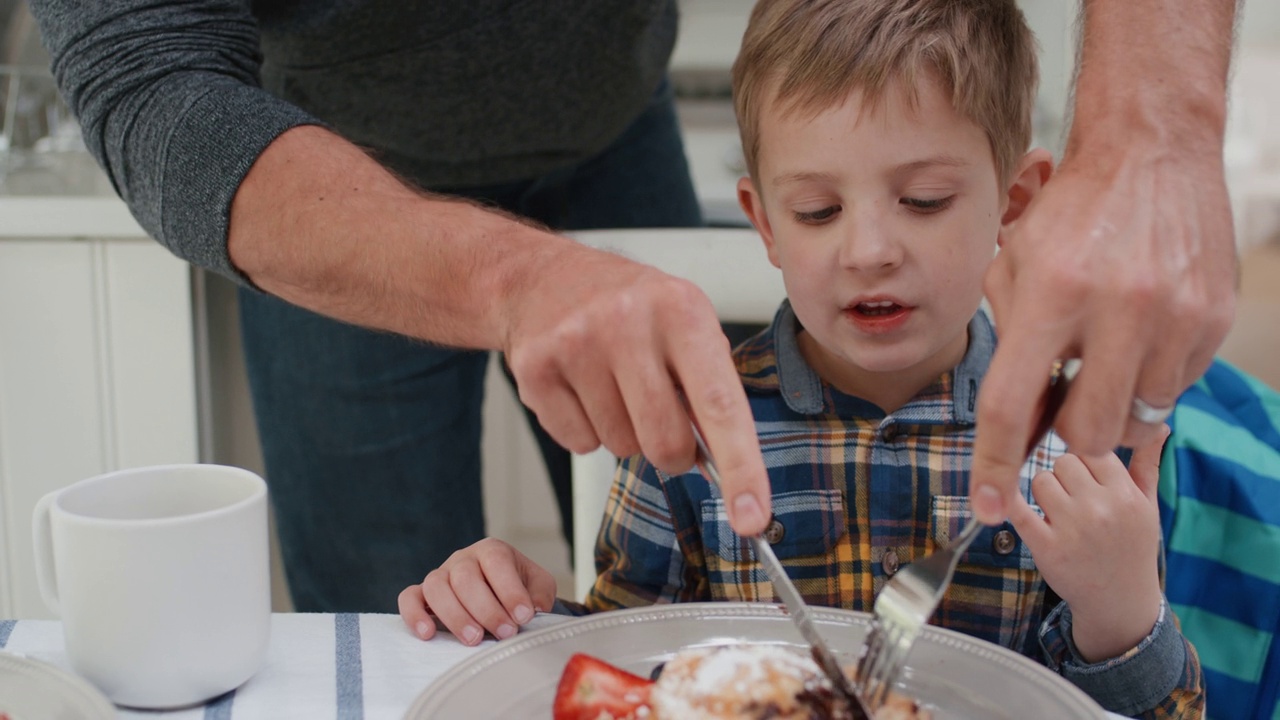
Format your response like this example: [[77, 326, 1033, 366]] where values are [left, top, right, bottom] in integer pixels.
[[857, 301, 899, 316]]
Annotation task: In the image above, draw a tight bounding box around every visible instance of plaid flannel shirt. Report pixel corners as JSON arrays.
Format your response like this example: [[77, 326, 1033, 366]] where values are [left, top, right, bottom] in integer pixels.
[[580, 301, 1203, 718]]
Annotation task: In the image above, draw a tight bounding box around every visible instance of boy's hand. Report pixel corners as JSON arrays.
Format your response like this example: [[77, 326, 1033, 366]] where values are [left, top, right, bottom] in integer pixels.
[[397, 538, 557, 646], [1007, 426, 1169, 662]]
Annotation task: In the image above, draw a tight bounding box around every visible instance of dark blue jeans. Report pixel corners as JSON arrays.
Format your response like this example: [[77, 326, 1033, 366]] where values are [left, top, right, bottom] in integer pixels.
[[238, 80, 703, 612]]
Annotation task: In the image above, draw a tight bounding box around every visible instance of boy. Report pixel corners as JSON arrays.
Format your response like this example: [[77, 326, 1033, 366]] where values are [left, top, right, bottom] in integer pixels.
[[399, 1, 1203, 716]]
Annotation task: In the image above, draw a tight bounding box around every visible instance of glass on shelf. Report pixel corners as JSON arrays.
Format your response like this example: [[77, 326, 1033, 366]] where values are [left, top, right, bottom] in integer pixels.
[[0, 64, 111, 196]]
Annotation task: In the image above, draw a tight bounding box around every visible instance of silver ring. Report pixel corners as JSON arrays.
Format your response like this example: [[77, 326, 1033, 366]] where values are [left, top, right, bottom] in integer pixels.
[[1131, 397, 1174, 424]]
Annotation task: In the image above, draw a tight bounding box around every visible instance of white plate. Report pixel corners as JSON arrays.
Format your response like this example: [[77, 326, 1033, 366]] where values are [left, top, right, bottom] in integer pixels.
[[407, 602, 1107, 719], [0, 650, 115, 719]]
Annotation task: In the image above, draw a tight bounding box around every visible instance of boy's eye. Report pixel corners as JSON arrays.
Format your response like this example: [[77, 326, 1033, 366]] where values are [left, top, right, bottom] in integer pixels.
[[901, 196, 954, 213], [793, 206, 840, 224]]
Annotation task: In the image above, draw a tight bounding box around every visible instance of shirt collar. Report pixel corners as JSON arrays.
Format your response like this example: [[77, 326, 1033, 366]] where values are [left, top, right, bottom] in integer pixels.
[[772, 299, 995, 423]]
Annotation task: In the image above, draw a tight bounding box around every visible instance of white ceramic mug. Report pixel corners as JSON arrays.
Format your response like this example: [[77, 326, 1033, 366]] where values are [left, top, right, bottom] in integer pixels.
[[32, 464, 271, 709]]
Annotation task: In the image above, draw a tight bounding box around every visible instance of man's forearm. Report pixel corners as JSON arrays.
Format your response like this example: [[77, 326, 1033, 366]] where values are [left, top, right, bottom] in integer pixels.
[[227, 125, 578, 349], [1070, 0, 1237, 152]]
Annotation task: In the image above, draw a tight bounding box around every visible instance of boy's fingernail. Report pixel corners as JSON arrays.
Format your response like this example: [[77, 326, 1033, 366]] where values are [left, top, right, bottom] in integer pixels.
[[496, 623, 517, 640], [733, 493, 766, 532], [415, 621, 430, 639], [514, 605, 534, 624], [462, 626, 482, 644], [974, 485, 1005, 522]]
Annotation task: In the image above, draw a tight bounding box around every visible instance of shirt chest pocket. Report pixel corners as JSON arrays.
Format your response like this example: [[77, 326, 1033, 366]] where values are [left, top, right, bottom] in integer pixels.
[[930, 495, 1043, 649], [930, 495, 1039, 569], [701, 489, 846, 568]]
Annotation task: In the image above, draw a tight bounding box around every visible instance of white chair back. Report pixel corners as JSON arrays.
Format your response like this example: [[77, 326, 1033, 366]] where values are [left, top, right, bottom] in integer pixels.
[[565, 228, 786, 599]]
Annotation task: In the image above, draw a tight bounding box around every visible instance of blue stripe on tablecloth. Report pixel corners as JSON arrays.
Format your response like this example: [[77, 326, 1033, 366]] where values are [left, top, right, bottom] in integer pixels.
[[335, 613, 364, 719], [203, 690, 236, 720], [0, 620, 14, 648]]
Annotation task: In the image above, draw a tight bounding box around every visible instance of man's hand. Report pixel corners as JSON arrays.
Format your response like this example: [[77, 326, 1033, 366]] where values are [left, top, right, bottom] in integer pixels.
[[968, 0, 1238, 524], [502, 245, 771, 536]]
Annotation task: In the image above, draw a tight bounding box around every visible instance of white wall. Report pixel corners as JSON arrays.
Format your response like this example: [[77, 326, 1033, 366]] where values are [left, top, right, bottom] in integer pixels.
[[1240, 1, 1280, 48], [676, 0, 1280, 150]]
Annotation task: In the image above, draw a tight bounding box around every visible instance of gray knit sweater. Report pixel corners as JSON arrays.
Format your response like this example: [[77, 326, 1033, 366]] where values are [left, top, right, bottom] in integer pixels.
[[27, 0, 679, 280]]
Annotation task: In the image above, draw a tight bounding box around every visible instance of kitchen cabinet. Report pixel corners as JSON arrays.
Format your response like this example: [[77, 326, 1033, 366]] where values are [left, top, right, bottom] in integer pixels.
[[0, 198, 200, 619], [0, 188, 577, 618]]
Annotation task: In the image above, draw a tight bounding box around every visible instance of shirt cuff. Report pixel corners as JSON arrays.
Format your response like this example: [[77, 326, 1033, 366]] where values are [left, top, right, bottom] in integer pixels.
[[552, 598, 591, 616], [157, 77, 324, 284], [1039, 599, 1186, 717]]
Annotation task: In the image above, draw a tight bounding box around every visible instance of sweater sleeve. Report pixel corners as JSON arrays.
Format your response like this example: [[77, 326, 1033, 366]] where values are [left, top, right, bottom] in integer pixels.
[[27, 0, 322, 281]]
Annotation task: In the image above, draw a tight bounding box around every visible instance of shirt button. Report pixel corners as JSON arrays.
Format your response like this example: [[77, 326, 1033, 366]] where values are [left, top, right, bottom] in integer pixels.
[[992, 529, 1017, 555], [881, 425, 900, 443], [881, 548, 900, 576], [763, 517, 786, 545]]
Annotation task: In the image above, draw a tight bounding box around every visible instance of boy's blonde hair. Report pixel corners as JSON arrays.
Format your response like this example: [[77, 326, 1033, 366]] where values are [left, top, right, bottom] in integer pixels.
[[732, 0, 1039, 184]]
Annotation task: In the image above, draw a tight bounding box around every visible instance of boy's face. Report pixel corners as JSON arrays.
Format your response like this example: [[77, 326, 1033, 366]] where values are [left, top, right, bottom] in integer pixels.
[[739, 76, 1011, 391]]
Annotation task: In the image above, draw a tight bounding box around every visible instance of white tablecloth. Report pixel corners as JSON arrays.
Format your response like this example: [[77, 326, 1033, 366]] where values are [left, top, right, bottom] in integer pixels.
[[1, 612, 1132, 719], [0, 612, 569, 719]]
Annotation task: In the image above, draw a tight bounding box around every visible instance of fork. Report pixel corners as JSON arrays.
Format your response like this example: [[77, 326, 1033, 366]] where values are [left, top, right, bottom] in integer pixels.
[[854, 362, 1075, 709]]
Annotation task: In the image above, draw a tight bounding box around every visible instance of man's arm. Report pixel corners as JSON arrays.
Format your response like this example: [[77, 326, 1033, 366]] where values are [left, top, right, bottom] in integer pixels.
[[971, 0, 1239, 523], [30, 0, 772, 535], [227, 125, 769, 536], [28, 0, 318, 276]]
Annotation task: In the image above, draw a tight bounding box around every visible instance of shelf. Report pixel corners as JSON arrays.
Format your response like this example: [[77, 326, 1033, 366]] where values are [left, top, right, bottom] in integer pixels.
[[0, 196, 144, 238]]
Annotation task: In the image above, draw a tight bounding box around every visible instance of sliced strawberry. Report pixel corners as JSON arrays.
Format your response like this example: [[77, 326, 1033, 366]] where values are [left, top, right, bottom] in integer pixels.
[[552, 652, 654, 720]]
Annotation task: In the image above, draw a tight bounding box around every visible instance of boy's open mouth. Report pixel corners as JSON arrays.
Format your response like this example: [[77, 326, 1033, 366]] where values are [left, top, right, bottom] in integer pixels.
[[854, 300, 903, 317], [844, 299, 913, 333]]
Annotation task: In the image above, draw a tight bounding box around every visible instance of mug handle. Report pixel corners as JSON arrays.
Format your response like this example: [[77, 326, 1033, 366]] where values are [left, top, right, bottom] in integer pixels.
[[32, 491, 61, 615]]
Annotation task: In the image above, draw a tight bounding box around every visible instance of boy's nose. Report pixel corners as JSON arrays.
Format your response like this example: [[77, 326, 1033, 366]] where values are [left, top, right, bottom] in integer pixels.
[[838, 211, 903, 271]]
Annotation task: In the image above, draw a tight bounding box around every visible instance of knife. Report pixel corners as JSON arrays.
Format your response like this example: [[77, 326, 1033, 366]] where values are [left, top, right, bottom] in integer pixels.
[[688, 423, 871, 719]]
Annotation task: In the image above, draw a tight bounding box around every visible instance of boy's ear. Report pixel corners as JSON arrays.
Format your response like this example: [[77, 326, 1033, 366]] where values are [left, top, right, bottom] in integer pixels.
[[737, 176, 782, 268], [1000, 148, 1054, 230]]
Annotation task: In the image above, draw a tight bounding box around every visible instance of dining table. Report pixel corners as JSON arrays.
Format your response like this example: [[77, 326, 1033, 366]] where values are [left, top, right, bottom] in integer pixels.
[[1, 610, 1135, 719], [0, 611, 572, 719]]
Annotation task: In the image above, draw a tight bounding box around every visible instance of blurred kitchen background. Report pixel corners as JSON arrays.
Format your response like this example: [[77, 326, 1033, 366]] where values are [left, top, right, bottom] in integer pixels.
[[1, 0, 1278, 618]]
